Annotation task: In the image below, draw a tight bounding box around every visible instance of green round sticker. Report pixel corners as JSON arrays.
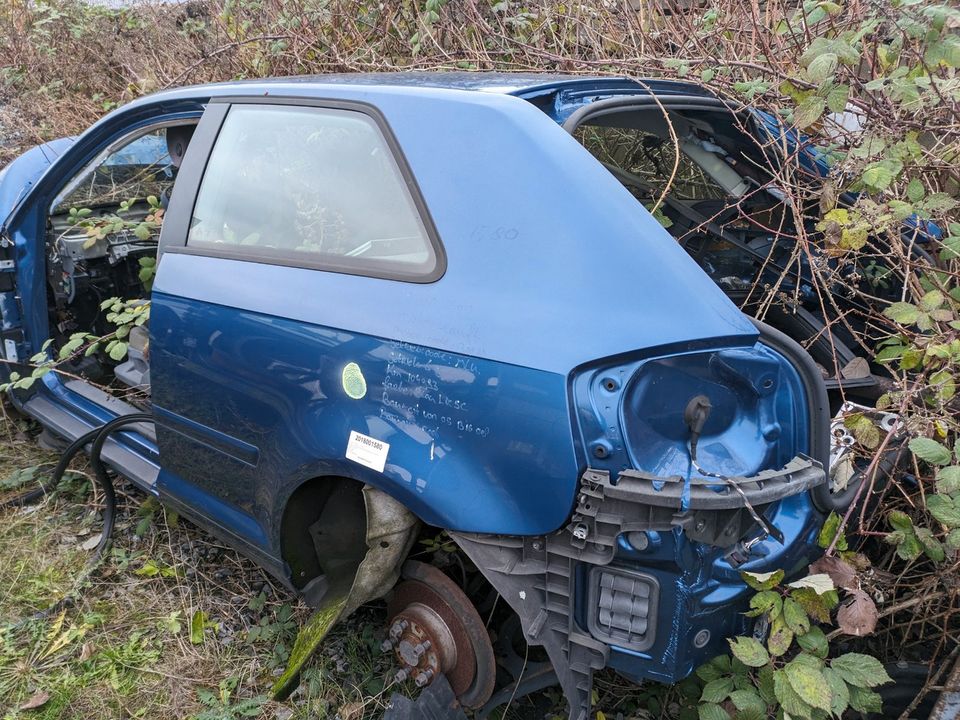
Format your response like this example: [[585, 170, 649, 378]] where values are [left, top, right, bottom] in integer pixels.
[[341, 362, 367, 400]]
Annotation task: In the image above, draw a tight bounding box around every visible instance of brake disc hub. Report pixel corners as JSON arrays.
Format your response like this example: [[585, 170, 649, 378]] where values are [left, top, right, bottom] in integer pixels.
[[385, 561, 496, 708], [388, 602, 458, 685]]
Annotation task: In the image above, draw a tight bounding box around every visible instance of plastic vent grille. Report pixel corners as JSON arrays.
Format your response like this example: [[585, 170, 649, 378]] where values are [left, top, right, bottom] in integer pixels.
[[588, 567, 659, 651]]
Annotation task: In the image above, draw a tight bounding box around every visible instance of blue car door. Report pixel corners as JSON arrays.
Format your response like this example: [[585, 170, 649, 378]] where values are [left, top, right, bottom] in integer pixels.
[[148, 99, 446, 563]]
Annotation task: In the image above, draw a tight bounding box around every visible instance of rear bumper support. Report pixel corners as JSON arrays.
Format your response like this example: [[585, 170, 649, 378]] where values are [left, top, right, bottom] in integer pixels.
[[451, 454, 825, 720]]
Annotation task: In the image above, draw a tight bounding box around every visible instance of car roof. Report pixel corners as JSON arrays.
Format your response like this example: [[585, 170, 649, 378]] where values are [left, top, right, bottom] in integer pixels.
[[210, 71, 712, 97]]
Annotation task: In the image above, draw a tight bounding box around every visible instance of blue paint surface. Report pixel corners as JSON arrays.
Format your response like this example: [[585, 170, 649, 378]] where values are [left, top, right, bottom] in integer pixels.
[[0, 73, 831, 688]]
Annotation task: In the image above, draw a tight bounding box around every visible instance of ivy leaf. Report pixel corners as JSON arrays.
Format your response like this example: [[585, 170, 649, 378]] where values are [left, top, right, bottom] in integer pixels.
[[909, 437, 953, 466], [830, 653, 893, 688], [728, 636, 770, 667]]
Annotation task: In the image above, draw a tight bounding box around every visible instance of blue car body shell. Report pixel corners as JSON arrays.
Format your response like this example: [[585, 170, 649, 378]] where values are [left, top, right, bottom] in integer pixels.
[[0, 73, 832, 711]]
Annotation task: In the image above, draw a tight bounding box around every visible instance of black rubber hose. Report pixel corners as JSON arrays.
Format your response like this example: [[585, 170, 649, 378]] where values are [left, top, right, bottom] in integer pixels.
[[1, 427, 103, 510], [1, 412, 153, 619]]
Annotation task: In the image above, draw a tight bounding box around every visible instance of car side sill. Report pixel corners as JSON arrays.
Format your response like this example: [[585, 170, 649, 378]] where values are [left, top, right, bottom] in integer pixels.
[[19, 391, 160, 494]]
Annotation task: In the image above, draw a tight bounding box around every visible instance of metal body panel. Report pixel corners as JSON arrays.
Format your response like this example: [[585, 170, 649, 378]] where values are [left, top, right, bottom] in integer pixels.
[[150, 280, 578, 537], [0, 73, 835, 701]]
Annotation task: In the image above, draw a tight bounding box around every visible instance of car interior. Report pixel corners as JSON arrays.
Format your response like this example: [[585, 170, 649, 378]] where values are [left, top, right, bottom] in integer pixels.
[[571, 105, 908, 405], [43, 122, 197, 396]]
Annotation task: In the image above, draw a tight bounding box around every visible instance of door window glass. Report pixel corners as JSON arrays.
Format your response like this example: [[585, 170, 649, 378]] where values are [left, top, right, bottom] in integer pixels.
[[186, 105, 439, 280]]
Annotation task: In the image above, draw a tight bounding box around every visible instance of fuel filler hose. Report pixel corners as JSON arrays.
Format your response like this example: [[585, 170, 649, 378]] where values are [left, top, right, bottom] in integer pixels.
[[1, 412, 154, 619]]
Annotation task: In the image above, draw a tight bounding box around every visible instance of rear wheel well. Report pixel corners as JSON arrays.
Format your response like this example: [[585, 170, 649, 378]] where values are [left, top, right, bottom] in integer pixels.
[[280, 476, 367, 590]]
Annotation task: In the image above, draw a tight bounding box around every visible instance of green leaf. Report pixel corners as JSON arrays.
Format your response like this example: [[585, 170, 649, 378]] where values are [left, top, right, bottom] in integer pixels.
[[773, 669, 813, 719], [883, 302, 920, 325], [190, 610, 207, 645], [806, 52, 838, 83], [700, 677, 735, 703], [915, 526, 945, 562], [747, 590, 783, 620], [697, 703, 730, 720], [783, 597, 811, 634], [927, 494, 960, 528], [945, 528, 960, 550], [728, 636, 770, 667], [921, 290, 946, 312], [909, 437, 953, 466], [889, 510, 914, 532], [108, 341, 129, 362], [887, 528, 923, 560], [847, 685, 883, 713], [791, 587, 839, 623], [701, 69, 715, 83], [906, 178, 926, 203], [784, 658, 832, 712], [794, 96, 826, 129], [823, 667, 850, 717], [787, 574, 835, 595], [767, 614, 794, 657], [818, 512, 847, 550], [757, 664, 776, 705], [830, 653, 893, 688], [729, 688, 765, 714], [796, 626, 829, 658], [825, 83, 850, 114], [740, 569, 784, 591], [697, 655, 732, 682]]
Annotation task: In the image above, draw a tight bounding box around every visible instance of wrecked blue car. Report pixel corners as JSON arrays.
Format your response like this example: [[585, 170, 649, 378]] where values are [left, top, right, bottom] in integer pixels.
[[0, 73, 848, 718]]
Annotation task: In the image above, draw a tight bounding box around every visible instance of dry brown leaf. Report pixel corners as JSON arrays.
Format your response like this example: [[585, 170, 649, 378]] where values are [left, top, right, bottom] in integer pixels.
[[810, 555, 858, 591], [340, 702, 365, 720], [837, 589, 878, 636], [20, 691, 50, 711], [79, 641, 94, 662]]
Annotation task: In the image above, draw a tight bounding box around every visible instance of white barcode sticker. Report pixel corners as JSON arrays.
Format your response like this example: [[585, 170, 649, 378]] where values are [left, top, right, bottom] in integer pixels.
[[345, 430, 390, 473]]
